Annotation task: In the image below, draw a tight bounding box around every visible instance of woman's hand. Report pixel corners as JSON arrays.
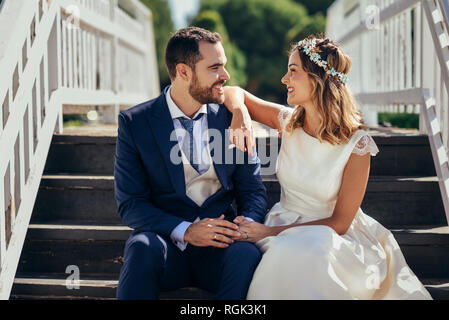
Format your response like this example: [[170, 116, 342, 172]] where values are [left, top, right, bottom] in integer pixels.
[[224, 86, 257, 155], [235, 219, 273, 243], [229, 108, 256, 156]]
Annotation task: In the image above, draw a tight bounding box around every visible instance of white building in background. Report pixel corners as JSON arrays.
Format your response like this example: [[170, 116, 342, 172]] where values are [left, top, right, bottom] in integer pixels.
[[0, 0, 159, 299]]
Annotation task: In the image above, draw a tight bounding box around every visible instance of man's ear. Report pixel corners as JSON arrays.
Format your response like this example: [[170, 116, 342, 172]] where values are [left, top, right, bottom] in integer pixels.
[[175, 63, 192, 82]]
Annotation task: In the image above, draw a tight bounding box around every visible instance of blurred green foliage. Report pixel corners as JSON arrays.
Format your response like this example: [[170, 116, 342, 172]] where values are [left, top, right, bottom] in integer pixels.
[[194, 0, 329, 103], [286, 13, 326, 44], [137, 0, 414, 130], [140, 0, 175, 89], [292, 0, 335, 15], [139, 0, 332, 101], [190, 10, 247, 86], [378, 113, 419, 129]]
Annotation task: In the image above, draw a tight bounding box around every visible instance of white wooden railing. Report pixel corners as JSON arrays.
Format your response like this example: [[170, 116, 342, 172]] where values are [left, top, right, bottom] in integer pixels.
[[326, 0, 449, 225], [0, 0, 159, 299]]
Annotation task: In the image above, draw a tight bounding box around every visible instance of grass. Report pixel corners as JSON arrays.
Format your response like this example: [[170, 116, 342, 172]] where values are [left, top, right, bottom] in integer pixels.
[[63, 120, 84, 128], [60, 112, 419, 130], [378, 113, 419, 129]]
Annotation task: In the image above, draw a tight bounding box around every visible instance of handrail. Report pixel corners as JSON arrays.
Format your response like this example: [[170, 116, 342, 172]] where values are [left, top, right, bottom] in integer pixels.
[[420, 0, 449, 225], [438, 0, 449, 32], [422, 0, 449, 101], [58, 0, 146, 54], [0, 0, 159, 299], [334, 0, 421, 45], [326, 0, 449, 226]]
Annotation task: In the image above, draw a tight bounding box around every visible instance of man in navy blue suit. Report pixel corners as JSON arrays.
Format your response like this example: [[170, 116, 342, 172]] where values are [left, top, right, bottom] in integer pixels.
[[114, 27, 267, 299]]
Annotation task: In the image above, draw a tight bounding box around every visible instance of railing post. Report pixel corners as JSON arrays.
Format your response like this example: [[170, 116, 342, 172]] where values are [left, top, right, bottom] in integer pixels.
[[415, 2, 426, 133], [49, 9, 62, 134], [102, 0, 119, 124], [0, 0, 159, 299], [359, 0, 378, 126], [135, 4, 160, 98], [0, 165, 6, 274], [421, 0, 449, 142]]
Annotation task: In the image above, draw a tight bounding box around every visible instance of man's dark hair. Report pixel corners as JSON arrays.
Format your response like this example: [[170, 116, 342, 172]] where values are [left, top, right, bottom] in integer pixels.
[[165, 27, 222, 80]]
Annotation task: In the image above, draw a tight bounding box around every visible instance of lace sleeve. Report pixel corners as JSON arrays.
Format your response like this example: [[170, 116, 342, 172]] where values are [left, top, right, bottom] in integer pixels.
[[352, 134, 379, 156], [277, 107, 293, 130]]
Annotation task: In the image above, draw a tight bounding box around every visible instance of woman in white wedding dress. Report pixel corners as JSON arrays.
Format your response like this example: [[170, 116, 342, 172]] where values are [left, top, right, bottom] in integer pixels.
[[224, 36, 432, 300]]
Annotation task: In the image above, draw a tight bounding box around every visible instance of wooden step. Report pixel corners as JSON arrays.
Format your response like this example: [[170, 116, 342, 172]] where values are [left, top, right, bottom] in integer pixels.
[[31, 175, 446, 227], [43, 134, 436, 176], [16, 224, 449, 279], [11, 273, 213, 300], [10, 274, 449, 300]]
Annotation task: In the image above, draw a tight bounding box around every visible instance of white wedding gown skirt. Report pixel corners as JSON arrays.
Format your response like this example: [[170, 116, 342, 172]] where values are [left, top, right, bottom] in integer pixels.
[[246, 108, 432, 300]]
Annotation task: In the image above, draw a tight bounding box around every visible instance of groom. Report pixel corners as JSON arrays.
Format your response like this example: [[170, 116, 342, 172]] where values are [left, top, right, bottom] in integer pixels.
[[114, 27, 267, 299]]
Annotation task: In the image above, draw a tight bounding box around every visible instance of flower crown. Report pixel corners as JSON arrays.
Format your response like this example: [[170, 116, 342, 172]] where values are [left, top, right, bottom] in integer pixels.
[[297, 38, 349, 84]]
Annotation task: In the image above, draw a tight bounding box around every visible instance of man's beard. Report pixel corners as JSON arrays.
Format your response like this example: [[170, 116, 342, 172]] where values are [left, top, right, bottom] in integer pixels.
[[189, 73, 225, 105]]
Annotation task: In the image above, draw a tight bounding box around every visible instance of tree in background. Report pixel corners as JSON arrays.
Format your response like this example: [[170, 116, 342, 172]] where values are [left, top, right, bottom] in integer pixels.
[[286, 13, 326, 44], [198, 0, 310, 102], [190, 10, 247, 87], [139, 0, 333, 102], [292, 0, 335, 15], [140, 0, 175, 89]]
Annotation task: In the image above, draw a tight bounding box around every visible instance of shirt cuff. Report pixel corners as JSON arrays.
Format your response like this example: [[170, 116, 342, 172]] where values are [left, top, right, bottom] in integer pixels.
[[245, 217, 254, 222], [170, 221, 192, 251]]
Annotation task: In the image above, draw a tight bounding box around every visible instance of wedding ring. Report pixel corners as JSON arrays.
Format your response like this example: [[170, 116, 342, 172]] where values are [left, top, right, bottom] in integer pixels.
[[213, 234, 217, 240], [244, 232, 249, 239]]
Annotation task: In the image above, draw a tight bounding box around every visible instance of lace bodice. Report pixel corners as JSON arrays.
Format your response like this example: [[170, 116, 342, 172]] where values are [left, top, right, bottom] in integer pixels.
[[352, 134, 379, 156]]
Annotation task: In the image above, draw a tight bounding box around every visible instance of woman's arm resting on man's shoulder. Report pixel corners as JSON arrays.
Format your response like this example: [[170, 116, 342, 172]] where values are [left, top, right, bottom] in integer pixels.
[[223, 86, 287, 154], [224, 86, 285, 131]]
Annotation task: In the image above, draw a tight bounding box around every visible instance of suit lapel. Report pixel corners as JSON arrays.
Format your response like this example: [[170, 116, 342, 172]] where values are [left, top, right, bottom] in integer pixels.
[[145, 90, 195, 205], [145, 91, 230, 207], [206, 103, 229, 191]]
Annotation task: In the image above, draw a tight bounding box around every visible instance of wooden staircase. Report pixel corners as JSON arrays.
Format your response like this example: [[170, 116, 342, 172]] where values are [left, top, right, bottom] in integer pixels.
[[9, 128, 449, 300]]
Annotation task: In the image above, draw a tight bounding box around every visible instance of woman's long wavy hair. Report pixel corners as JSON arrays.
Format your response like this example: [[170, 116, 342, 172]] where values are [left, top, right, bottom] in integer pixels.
[[285, 35, 365, 145]]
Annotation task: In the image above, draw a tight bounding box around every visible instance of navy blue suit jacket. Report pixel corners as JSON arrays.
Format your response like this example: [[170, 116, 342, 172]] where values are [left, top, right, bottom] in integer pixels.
[[114, 88, 267, 239]]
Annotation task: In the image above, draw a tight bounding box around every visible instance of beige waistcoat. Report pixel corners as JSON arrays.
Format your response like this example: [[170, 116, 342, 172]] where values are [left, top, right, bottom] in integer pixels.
[[180, 143, 222, 207]]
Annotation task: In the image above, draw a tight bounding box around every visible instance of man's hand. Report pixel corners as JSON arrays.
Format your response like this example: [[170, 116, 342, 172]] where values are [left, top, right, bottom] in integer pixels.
[[184, 214, 242, 248]]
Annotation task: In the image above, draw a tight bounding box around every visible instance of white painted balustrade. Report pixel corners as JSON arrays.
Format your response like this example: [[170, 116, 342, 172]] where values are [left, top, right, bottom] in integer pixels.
[[327, 0, 449, 225], [0, 0, 159, 299]]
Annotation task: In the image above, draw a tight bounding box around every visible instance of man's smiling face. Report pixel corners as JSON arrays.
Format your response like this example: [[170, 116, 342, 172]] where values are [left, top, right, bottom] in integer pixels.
[[188, 41, 230, 104]]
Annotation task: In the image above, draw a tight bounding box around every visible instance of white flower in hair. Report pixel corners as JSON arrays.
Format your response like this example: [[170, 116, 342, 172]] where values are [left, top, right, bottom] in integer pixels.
[[297, 38, 349, 84]]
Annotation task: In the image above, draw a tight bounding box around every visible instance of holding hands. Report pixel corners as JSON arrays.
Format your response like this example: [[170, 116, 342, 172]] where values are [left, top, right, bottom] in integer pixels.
[[233, 216, 273, 243], [184, 214, 242, 248], [184, 214, 273, 248]]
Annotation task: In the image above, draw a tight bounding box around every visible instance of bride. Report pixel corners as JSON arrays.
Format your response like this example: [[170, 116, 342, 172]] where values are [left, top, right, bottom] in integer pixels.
[[224, 36, 432, 300]]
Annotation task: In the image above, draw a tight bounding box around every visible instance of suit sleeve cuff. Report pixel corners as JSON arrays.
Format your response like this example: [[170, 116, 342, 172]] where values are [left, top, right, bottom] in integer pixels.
[[170, 221, 192, 251]]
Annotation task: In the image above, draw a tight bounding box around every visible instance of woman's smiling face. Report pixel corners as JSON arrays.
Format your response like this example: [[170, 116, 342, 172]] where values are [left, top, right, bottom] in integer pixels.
[[281, 50, 314, 107]]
